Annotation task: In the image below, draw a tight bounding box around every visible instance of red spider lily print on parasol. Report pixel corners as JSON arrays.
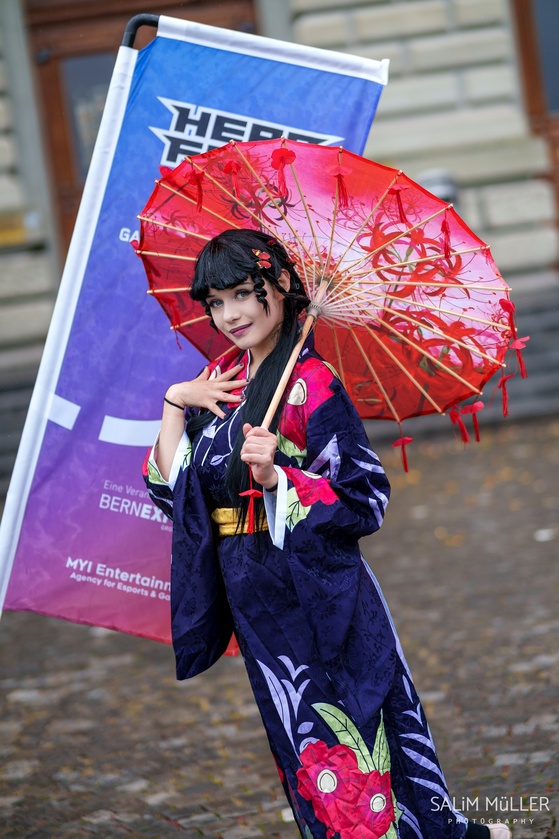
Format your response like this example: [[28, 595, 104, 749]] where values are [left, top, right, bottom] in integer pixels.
[[134, 138, 527, 466]]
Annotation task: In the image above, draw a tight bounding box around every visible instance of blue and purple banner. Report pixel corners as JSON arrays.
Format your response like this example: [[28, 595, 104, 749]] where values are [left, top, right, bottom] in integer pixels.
[[0, 17, 388, 641]]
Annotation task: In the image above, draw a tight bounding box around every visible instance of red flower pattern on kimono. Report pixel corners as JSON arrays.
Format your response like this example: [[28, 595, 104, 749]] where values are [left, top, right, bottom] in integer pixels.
[[296, 741, 395, 838], [273, 755, 285, 784], [283, 468, 339, 507], [279, 358, 337, 451], [349, 769, 395, 839], [296, 741, 365, 836]]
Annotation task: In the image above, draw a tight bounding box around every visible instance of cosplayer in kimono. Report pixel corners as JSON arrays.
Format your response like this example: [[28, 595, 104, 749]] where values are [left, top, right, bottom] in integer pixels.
[[144, 229, 510, 839]]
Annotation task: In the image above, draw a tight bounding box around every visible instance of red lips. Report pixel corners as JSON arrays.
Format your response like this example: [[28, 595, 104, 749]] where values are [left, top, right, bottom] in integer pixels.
[[230, 324, 251, 336]]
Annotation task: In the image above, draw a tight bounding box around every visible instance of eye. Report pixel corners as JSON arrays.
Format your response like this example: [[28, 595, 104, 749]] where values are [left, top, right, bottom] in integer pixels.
[[207, 298, 222, 309], [235, 288, 252, 299]]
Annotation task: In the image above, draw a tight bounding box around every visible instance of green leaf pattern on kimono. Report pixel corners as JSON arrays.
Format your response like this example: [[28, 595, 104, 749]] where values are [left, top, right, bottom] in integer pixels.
[[312, 702, 375, 773], [181, 437, 192, 471], [372, 714, 403, 834], [276, 429, 307, 465], [146, 458, 169, 486], [371, 710, 390, 774], [286, 486, 312, 530], [384, 821, 399, 839]]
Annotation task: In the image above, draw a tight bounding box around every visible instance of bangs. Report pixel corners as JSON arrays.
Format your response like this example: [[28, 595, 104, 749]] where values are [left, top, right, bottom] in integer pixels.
[[190, 228, 309, 317], [191, 232, 260, 301]]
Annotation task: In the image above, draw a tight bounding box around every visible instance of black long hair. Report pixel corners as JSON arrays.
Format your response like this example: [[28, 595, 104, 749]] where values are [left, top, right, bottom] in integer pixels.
[[187, 229, 310, 526]]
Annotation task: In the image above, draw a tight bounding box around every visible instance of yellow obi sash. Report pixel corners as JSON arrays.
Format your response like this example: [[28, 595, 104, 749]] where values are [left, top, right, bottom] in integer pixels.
[[211, 507, 269, 537]]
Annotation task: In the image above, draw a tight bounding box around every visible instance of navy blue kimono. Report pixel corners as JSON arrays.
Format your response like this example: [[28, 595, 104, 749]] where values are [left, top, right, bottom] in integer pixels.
[[144, 341, 468, 839]]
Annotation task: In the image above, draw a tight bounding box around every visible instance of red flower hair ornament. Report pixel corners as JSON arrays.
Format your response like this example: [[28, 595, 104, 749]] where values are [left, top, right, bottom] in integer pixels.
[[252, 248, 272, 270]]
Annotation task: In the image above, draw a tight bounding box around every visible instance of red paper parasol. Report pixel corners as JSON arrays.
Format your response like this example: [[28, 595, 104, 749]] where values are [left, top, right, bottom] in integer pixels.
[[134, 138, 527, 463]]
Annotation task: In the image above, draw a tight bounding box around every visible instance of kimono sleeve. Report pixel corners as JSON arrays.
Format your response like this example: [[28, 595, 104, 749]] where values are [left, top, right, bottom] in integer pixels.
[[265, 359, 390, 548], [142, 430, 235, 680], [142, 432, 190, 520]]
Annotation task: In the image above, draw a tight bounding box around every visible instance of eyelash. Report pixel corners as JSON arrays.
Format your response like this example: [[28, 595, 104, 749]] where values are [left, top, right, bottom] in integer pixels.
[[208, 289, 252, 308]]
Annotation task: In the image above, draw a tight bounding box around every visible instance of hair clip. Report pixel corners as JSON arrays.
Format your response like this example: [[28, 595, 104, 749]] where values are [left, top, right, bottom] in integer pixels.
[[252, 249, 271, 270]]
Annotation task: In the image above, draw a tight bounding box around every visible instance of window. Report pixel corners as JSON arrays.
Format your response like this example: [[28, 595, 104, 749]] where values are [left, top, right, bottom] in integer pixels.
[[512, 0, 559, 131], [24, 0, 256, 254]]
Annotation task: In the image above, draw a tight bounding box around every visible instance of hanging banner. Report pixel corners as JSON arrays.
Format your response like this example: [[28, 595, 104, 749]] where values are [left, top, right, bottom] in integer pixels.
[[0, 16, 389, 642]]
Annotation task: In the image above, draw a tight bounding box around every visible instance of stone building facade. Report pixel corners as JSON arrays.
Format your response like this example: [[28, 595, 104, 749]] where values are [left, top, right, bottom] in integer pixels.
[[0, 0, 557, 497], [0, 0, 58, 497], [284, 0, 558, 284]]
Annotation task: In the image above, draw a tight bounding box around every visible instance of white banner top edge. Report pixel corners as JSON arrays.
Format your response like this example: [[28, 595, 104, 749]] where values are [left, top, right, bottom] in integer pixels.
[[157, 16, 389, 85]]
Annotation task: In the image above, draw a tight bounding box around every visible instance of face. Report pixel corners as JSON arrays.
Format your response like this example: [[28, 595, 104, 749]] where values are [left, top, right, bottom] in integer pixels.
[[206, 274, 288, 362]]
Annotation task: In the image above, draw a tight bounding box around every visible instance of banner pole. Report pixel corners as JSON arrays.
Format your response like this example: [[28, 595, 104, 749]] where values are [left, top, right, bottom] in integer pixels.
[[122, 14, 160, 48]]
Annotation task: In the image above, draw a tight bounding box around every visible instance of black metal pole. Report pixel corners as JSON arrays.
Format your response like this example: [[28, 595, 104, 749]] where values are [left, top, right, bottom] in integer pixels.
[[121, 14, 160, 48]]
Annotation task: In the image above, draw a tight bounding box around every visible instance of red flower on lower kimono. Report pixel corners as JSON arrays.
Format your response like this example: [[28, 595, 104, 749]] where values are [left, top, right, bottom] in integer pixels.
[[296, 741, 395, 839], [348, 769, 395, 839], [296, 741, 364, 836]]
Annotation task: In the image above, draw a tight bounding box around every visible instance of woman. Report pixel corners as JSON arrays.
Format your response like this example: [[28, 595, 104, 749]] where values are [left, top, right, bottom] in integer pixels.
[[144, 229, 510, 839]]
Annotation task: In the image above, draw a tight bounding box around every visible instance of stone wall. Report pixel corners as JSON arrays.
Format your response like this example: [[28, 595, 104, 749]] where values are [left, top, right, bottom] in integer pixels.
[[0, 9, 57, 497], [287, 0, 558, 285]]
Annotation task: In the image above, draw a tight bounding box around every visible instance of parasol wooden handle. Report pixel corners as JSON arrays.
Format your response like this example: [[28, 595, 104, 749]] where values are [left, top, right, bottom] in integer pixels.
[[261, 312, 316, 431]]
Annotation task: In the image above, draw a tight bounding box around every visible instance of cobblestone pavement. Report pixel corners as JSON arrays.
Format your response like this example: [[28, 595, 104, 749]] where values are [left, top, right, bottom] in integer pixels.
[[1, 416, 558, 839]]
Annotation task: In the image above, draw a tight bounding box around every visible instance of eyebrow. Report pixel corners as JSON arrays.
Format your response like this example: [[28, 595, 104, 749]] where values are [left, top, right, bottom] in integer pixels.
[[206, 282, 252, 299]]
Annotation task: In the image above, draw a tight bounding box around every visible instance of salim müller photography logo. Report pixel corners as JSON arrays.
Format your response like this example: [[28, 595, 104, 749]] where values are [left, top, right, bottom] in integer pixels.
[[432, 794, 551, 827]]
